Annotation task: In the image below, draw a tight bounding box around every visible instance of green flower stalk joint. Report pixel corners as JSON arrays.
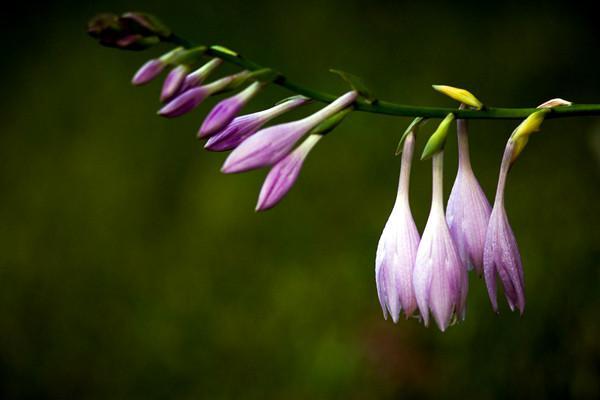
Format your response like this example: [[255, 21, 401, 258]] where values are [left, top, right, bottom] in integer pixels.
[[88, 11, 595, 331]]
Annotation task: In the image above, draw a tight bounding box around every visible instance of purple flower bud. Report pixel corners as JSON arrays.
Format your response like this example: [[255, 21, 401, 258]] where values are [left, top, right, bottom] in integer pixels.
[[483, 139, 525, 314], [132, 59, 165, 85], [255, 134, 321, 211], [221, 91, 357, 174], [413, 152, 468, 331], [446, 118, 492, 275], [160, 65, 189, 102], [204, 97, 308, 152], [181, 58, 223, 92], [157, 75, 234, 118], [375, 132, 420, 322], [198, 82, 265, 138]]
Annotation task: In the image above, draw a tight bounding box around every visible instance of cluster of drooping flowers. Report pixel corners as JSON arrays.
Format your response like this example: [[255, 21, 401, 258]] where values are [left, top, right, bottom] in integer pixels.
[[376, 87, 571, 331], [130, 46, 358, 210]]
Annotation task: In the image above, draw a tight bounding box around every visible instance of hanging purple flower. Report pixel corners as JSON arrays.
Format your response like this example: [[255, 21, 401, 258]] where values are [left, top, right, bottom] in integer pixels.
[[483, 139, 525, 314], [221, 91, 357, 174], [413, 151, 468, 331], [446, 118, 492, 274], [198, 81, 265, 138], [204, 96, 308, 152], [255, 134, 321, 211], [160, 64, 189, 102], [157, 73, 241, 118], [375, 132, 420, 322]]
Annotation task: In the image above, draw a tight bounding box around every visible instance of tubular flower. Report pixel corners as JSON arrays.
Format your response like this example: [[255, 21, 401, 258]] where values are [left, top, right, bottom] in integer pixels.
[[198, 81, 265, 138], [160, 64, 189, 102], [221, 91, 357, 174], [375, 132, 420, 322], [205, 96, 308, 152], [255, 134, 321, 211], [413, 151, 468, 331], [157, 74, 240, 118], [446, 117, 492, 274], [483, 139, 525, 314]]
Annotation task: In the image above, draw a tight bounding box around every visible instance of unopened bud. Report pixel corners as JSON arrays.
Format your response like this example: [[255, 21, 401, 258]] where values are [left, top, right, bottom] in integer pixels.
[[537, 98, 572, 108], [509, 110, 548, 163], [432, 85, 483, 110]]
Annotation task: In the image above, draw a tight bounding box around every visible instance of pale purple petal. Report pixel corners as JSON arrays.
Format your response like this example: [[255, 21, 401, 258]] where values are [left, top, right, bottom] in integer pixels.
[[205, 114, 266, 152], [413, 152, 467, 331], [222, 91, 357, 173], [375, 132, 420, 322], [221, 120, 307, 173], [446, 118, 491, 274], [132, 59, 165, 85], [483, 139, 525, 314], [157, 87, 209, 118], [205, 97, 309, 152], [198, 82, 264, 138], [161, 65, 189, 102], [157, 75, 234, 118], [255, 135, 321, 211]]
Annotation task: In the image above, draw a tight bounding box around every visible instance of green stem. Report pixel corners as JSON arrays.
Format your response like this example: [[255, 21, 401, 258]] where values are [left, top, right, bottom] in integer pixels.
[[168, 35, 600, 120]]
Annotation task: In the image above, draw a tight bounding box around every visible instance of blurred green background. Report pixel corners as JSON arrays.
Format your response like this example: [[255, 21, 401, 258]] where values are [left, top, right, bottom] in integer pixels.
[[1, 1, 599, 398]]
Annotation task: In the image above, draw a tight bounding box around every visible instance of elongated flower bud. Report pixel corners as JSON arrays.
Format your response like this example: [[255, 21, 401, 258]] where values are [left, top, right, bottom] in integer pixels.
[[255, 134, 321, 211], [181, 58, 223, 92], [198, 81, 265, 138], [157, 75, 236, 118], [483, 139, 525, 314], [131, 47, 184, 85], [221, 91, 357, 174], [205, 96, 308, 152], [413, 152, 467, 331], [375, 132, 420, 322], [132, 59, 165, 85], [161, 64, 189, 102], [446, 117, 491, 274]]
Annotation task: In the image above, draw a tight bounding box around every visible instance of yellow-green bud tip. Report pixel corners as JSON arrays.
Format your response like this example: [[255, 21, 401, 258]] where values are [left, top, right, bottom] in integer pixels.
[[509, 110, 548, 163], [421, 113, 455, 160], [432, 85, 483, 110]]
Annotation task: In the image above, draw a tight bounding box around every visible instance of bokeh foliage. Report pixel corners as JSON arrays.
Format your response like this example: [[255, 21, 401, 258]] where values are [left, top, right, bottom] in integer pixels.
[[0, 1, 599, 398]]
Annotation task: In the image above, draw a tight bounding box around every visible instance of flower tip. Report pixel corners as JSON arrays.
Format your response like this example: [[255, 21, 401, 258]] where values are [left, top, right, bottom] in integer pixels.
[[537, 98, 572, 108], [432, 84, 483, 110]]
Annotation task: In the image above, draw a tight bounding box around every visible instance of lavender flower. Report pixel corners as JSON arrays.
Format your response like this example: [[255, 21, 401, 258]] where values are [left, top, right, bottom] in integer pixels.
[[181, 58, 223, 92], [413, 151, 468, 331], [375, 132, 420, 322], [483, 139, 525, 314], [157, 74, 238, 118], [446, 117, 491, 274], [255, 134, 321, 211], [198, 81, 265, 138], [131, 47, 183, 86], [222, 91, 357, 173], [132, 59, 165, 85], [160, 64, 190, 102], [205, 96, 308, 152]]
